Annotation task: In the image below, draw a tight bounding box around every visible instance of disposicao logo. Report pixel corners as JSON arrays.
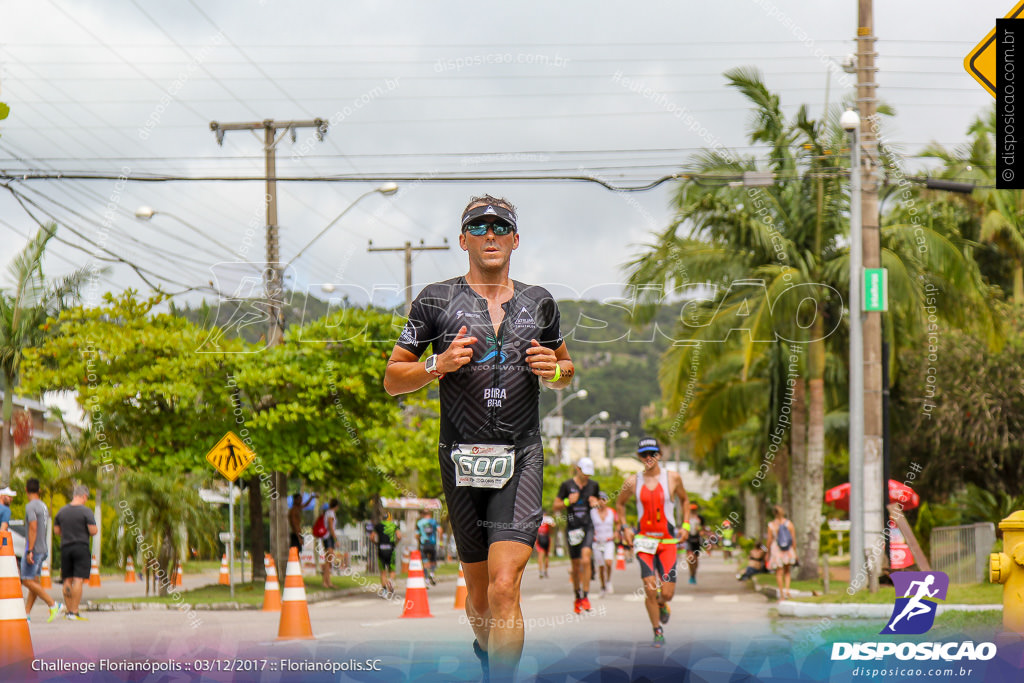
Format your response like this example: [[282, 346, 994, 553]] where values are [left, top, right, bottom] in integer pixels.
[[883, 570, 948, 635], [830, 570, 997, 663]]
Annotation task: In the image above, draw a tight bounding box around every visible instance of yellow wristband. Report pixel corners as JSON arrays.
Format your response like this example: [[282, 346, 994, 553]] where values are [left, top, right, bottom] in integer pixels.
[[682, 522, 691, 531], [545, 363, 562, 383]]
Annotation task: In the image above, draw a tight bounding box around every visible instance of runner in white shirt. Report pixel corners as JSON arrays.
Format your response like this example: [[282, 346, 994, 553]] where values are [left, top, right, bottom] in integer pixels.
[[590, 492, 617, 596]]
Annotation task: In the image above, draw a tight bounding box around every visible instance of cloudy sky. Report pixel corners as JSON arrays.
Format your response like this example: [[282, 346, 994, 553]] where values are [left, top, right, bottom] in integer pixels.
[[0, 0, 1004, 312]]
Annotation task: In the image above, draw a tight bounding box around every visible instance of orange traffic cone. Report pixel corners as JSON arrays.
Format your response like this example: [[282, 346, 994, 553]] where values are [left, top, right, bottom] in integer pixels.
[[88, 556, 101, 587], [277, 547, 314, 639], [615, 546, 627, 571], [218, 554, 230, 586], [262, 554, 281, 612], [174, 564, 183, 587], [400, 550, 433, 618], [0, 530, 33, 667], [40, 557, 52, 588], [125, 556, 137, 583], [452, 563, 467, 610]]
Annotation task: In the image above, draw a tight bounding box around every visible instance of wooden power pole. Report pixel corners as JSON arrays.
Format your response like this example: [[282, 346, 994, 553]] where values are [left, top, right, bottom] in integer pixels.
[[210, 118, 327, 574], [856, 1, 885, 592], [367, 240, 450, 315]]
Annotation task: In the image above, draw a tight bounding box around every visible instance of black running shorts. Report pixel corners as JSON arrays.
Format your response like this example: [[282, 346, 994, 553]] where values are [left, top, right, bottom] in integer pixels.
[[420, 543, 437, 564], [61, 543, 91, 581], [378, 549, 395, 571], [440, 439, 544, 564], [566, 526, 595, 560]]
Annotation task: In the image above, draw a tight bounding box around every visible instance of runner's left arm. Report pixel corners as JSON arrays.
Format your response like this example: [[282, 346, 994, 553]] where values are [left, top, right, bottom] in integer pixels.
[[525, 340, 574, 389]]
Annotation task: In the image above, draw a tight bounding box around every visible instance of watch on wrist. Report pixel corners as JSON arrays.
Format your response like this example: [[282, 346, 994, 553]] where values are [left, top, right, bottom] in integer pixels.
[[425, 354, 444, 378]]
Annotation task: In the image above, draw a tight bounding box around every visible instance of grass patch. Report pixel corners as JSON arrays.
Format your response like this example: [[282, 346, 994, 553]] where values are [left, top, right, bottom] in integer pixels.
[[814, 610, 1002, 644], [107, 582, 266, 606], [102, 560, 469, 605], [763, 577, 1002, 604]]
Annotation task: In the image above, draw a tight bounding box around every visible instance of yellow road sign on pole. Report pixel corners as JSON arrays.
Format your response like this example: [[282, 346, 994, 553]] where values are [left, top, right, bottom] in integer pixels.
[[965, 0, 1024, 97], [205, 431, 256, 482]]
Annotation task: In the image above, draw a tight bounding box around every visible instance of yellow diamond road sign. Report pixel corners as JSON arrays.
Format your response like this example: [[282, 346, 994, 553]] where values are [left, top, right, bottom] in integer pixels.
[[965, 0, 1024, 97], [205, 431, 255, 482]]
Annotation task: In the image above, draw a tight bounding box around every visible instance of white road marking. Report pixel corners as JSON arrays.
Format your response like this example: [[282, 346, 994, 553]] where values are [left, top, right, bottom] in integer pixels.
[[713, 594, 739, 603]]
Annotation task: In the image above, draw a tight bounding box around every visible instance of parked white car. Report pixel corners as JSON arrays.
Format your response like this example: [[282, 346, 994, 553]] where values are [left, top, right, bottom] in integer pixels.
[[7, 519, 26, 558]]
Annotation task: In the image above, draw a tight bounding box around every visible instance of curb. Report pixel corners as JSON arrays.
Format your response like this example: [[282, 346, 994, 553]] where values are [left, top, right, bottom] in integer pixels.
[[777, 601, 1002, 619]]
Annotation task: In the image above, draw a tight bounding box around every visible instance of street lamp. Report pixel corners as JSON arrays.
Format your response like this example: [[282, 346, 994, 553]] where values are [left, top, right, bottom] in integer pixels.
[[543, 388, 587, 465], [841, 108, 865, 586], [607, 429, 629, 473], [135, 206, 250, 263], [575, 410, 610, 460], [286, 183, 398, 271]]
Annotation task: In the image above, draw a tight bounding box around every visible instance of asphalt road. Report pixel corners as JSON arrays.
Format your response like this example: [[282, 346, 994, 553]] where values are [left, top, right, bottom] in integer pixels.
[[21, 552, 780, 681]]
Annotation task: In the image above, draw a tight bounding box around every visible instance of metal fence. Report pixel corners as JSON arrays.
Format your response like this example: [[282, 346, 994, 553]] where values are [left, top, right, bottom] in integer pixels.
[[929, 523, 996, 584]]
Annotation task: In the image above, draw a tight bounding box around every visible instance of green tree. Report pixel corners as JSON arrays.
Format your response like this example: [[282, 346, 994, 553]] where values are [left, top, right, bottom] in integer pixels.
[[627, 68, 994, 579], [1, 224, 92, 485]]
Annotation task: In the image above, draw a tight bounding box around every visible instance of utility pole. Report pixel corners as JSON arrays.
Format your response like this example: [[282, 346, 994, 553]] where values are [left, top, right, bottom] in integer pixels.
[[856, 0, 885, 592], [367, 240, 450, 315], [210, 117, 327, 575]]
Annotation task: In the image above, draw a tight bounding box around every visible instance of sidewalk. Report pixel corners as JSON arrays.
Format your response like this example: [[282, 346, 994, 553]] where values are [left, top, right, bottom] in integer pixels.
[[750, 575, 1001, 618]]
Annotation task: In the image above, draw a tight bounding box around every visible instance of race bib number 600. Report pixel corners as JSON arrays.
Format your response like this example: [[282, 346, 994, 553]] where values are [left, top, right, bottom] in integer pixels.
[[451, 444, 515, 489]]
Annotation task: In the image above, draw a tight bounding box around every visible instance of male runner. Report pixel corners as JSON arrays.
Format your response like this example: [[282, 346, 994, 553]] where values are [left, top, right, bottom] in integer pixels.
[[535, 513, 554, 579], [384, 195, 574, 682], [615, 438, 690, 648], [553, 457, 600, 613], [591, 492, 617, 596], [416, 509, 440, 586]]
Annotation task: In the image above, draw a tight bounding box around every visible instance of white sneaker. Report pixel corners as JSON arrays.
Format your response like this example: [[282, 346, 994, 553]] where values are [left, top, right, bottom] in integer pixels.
[[606, 583, 614, 595]]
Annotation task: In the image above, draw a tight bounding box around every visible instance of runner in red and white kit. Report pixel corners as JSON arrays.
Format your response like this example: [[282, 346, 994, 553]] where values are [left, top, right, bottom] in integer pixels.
[[590, 492, 617, 596], [615, 438, 690, 648]]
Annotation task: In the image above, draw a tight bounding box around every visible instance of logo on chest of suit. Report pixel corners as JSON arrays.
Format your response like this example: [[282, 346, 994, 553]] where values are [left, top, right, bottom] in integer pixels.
[[512, 306, 536, 328]]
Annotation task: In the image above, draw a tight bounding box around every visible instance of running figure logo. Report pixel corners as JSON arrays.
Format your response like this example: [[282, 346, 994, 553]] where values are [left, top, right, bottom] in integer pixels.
[[882, 571, 949, 635]]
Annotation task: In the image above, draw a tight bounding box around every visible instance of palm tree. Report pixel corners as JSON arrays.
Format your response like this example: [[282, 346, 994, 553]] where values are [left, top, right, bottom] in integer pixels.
[[628, 67, 995, 579], [923, 105, 1024, 305], [0, 224, 93, 485], [116, 471, 219, 596]]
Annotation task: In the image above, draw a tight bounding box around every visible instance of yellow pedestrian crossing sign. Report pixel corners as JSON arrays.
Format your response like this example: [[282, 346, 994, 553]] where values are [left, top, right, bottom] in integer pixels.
[[205, 431, 256, 482], [965, 0, 1024, 97]]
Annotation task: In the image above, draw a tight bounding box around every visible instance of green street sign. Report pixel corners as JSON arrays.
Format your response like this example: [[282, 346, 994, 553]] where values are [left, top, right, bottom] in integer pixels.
[[864, 268, 888, 312]]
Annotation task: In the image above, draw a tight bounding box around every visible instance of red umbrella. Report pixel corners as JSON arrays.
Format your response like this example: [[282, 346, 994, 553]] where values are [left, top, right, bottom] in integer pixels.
[[823, 479, 920, 511]]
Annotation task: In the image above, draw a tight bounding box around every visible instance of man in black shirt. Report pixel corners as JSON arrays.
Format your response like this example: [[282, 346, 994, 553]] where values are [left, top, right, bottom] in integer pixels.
[[385, 195, 575, 681], [53, 485, 98, 621], [553, 457, 600, 613]]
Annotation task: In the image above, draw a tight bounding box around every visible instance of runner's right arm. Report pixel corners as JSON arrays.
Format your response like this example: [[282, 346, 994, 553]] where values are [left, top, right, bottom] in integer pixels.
[[384, 326, 477, 396], [615, 475, 636, 543]]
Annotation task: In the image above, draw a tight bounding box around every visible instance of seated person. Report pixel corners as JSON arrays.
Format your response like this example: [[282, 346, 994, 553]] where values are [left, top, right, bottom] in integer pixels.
[[737, 540, 769, 581]]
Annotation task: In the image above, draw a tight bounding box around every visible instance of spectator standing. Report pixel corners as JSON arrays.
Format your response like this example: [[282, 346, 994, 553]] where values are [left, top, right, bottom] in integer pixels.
[[766, 505, 798, 600]]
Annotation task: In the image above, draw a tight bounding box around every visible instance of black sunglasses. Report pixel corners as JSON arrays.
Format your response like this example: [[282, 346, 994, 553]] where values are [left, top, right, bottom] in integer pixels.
[[463, 221, 516, 237]]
